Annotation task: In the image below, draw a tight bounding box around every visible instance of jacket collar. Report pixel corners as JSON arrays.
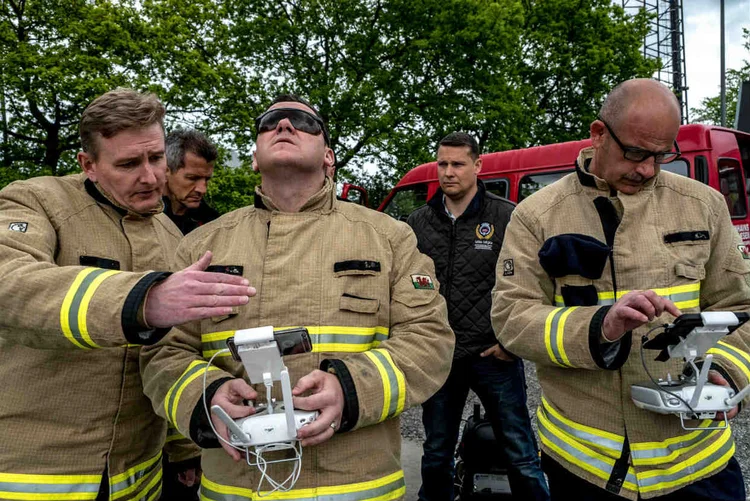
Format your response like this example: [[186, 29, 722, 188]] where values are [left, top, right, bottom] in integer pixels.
[[254, 176, 335, 214], [427, 179, 486, 219], [85, 178, 163, 218], [574, 147, 658, 195]]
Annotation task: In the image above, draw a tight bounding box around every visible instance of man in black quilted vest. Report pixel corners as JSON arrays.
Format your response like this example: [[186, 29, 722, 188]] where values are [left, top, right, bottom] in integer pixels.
[[407, 132, 549, 501]]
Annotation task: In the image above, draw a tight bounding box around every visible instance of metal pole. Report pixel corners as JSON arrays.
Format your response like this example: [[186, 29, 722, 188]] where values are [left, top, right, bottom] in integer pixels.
[[670, 0, 684, 122], [721, 0, 726, 126]]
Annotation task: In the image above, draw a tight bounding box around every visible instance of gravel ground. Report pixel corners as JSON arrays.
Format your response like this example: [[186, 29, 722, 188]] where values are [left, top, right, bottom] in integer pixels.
[[400, 361, 750, 494]]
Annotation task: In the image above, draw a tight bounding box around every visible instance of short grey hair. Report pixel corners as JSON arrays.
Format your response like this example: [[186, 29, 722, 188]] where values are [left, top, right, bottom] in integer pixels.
[[165, 128, 218, 172]]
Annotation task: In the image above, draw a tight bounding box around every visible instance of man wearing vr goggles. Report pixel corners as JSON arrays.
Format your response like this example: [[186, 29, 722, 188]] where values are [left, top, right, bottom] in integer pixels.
[[142, 94, 455, 499]]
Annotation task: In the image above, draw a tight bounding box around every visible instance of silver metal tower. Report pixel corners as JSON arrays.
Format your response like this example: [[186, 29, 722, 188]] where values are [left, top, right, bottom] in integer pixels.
[[622, 0, 689, 123]]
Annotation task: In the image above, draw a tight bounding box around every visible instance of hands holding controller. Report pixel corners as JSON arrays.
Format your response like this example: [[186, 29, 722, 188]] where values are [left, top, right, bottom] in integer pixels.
[[606, 291, 740, 421], [211, 370, 344, 461]]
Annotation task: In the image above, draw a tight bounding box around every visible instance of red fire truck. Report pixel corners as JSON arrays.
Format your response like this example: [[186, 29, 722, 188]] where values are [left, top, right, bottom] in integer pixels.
[[377, 124, 750, 247]]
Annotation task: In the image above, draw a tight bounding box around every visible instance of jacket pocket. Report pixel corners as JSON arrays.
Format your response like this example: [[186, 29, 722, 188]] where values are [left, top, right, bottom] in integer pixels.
[[663, 230, 710, 266], [79, 255, 121, 270], [674, 263, 705, 280], [561, 285, 599, 306], [664, 231, 709, 244], [538, 234, 610, 279], [334, 260, 381, 277], [340, 294, 380, 314]]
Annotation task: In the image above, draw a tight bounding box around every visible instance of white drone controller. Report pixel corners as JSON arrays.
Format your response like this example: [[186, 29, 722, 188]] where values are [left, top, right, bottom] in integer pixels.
[[631, 311, 750, 429], [210, 326, 318, 446], [204, 326, 318, 494]]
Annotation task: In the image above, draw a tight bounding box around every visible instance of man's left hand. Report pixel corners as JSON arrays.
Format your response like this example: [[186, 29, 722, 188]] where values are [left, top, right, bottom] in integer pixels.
[[292, 369, 344, 447], [708, 370, 739, 421], [177, 467, 201, 487], [480, 344, 514, 361]]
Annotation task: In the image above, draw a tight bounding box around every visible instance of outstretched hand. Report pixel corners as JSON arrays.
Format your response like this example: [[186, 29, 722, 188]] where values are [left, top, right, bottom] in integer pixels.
[[145, 251, 256, 328]]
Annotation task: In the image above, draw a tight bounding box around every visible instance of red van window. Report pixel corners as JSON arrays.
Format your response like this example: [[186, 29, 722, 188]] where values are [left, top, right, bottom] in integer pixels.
[[483, 178, 510, 198], [719, 162, 748, 219], [694, 156, 709, 185], [660, 158, 689, 177], [383, 184, 429, 221], [518, 170, 573, 202]]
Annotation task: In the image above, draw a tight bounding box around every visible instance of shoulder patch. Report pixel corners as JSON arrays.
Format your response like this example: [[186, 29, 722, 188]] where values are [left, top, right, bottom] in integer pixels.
[[411, 274, 434, 290], [503, 259, 514, 276], [739, 245, 750, 260], [8, 222, 27, 233]]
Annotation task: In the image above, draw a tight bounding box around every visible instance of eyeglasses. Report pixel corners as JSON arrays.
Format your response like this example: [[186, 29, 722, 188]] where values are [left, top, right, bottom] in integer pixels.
[[598, 116, 680, 164], [255, 108, 329, 145]]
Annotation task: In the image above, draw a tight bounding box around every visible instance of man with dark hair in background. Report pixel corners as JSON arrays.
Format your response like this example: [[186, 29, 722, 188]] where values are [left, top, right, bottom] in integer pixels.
[[163, 128, 220, 234], [161, 131, 219, 500], [407, 132, 549, 501]]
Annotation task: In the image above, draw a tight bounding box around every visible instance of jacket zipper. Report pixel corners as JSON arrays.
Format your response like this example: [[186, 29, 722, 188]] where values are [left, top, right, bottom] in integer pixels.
[[445, 220, 457, 304]]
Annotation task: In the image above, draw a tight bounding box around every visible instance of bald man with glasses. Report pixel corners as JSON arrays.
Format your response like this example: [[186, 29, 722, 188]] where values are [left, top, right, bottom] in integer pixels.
[[491, 79, 750, 500]]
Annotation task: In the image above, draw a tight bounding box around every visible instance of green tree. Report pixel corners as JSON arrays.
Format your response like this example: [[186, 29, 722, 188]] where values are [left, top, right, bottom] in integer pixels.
[[0, 0, 249, 177], [1, 0, 664, 211], [223, 0, 528, 183], [518, 0, 658, 145], [205, 157, 261, 215], [691, 29, 750, 126]]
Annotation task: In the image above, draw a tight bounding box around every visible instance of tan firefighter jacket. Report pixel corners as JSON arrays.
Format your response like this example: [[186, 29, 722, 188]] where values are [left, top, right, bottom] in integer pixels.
[[491, 148, 750, 500], [141, 178, 454, 500], [0, 173, 190, 501]]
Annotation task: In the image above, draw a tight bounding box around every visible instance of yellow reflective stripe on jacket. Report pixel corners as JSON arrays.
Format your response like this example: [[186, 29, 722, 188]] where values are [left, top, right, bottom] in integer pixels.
[[109, 451, 163, 500], [707, 341, 750, 381], [554, 283, 700, 309], [60, 267, 121, 349], [165, 425, 186, 444], [543, 307, 578, 368], [630, 420, 722, 466], [165, 361, 220, 427], [364, 349, 406, 422], [200, 470, 405, 501], [0, 472, 100, 500], [635, 427, 734, 494], [201, 327, 390, 358], [536, 399, 638, 493], [539, 398, 623, 456]]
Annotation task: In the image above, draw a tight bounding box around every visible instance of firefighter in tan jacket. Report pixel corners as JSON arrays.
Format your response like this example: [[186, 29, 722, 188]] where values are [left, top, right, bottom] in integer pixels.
[[0, 89, 253, 501], [140, 94, 455, 500], [492, 79, 750, 500]]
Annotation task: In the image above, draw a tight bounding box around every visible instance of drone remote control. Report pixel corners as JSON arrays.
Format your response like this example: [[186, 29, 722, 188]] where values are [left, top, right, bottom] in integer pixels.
[[212, 405, 318, 446], [631, 382, 735, 418], [631, 311, 750, 429]]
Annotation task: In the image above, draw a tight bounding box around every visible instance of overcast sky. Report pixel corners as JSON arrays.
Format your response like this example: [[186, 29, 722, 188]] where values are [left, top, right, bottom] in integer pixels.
[[683, 0, 749, 114]]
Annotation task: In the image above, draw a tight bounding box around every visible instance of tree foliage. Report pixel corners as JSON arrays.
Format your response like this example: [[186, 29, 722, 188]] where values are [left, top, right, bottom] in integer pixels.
[[2, 0, 660, 209], [205, 157, 261, 215], [691, 29, 750, 127]]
